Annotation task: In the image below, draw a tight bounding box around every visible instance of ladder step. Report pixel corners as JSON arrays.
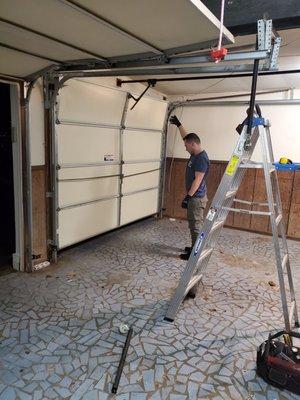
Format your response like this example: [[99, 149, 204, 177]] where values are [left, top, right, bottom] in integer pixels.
[[225, 189, 237, 199], [282, 254, 289, 272], [211, 220, 225, 233], [197, 248, 213, 265], [223, 207, 271, 216], [289, 300, 296, 325], [239, 161, 263, 169], [234, 198, 271, 207], [276, 214, 283, 226], [185, 273, 203, 296]]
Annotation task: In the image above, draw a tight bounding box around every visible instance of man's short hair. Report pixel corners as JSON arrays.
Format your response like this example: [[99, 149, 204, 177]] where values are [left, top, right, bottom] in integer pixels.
[[183, 132, 201, 144]]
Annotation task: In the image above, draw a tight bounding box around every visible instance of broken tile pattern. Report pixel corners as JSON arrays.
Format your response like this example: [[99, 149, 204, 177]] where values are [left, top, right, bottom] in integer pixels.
[[0, 218, 300, 399]]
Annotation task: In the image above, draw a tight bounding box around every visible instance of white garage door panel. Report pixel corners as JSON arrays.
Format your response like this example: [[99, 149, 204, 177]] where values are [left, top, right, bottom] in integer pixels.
[[57, 125, 119, 165], [58, 80, 126, 125], [58, 199, 119, 248], [123, 131, 162, 161], [121, 189, 159, 226], [126, 98, 167, 130], [122, 171, 160, 194], [58, 165, 120, 180], [58, 177, 119, 207], [55, 78, 167, 249], [122, 162, 160, 176]]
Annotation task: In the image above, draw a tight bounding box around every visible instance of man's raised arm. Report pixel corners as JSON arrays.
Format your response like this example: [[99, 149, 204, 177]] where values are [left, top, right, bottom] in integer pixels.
[[170, 115, 188, 139]]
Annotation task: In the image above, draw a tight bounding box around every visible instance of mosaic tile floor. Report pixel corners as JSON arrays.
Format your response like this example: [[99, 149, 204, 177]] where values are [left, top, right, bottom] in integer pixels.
[[0, 217, 300, 400]]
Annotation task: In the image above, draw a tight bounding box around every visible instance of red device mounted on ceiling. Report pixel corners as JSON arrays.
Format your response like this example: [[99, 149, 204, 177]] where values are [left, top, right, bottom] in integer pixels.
[[210, 48, 228, 62]]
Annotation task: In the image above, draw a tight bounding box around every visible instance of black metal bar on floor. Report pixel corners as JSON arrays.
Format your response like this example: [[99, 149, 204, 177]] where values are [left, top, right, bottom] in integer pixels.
[[111, 327, 133, 394]]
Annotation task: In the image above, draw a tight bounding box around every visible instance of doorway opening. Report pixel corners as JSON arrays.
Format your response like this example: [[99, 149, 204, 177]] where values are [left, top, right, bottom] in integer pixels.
[[0, 83, 15, 274]]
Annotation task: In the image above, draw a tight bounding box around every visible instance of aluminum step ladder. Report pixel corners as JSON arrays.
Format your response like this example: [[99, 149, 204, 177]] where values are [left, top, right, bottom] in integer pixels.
[[165, 112, 299, 332]]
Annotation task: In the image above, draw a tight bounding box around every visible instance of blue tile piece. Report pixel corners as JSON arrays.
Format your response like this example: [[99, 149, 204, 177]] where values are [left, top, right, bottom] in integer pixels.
[[54, 386, 72, 398], [16, 390, 32, 400], [188, 381, 199, 400], [267, 390, 280, 400], [130, 393, 147, 400], [142, 369, 155, 392], [0, 387, 15, 400], [70, 379, 94, 400]]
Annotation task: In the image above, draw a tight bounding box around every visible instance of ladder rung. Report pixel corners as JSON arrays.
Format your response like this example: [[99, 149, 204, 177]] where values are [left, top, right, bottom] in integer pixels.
[[223, 207, 271, 216], [239, 161, 263, 169], [211, 220, 224, 233], [289, 301, 296, 325], [282, 254, 289, 272], [276, 214, 283, 226], [185, 273, 203, 295], [234, 198, 270, 207], [197, 248, 213, 265], [225, 190, 237, 199]]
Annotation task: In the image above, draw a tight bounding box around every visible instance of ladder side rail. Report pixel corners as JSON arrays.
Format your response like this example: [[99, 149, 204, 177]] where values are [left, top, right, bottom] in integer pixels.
[[265, 126, 285, 220], [260, 125, 291, 331], [164, 211, 220, 321], [265, 126, 299, 327]]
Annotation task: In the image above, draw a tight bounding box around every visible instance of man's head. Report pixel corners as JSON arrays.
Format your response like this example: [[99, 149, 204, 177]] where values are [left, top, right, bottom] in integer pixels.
[[183, 133, 201, 155]]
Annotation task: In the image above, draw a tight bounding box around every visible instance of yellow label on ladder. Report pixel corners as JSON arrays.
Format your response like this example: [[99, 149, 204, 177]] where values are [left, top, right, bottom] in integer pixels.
[[225, 155, 240, 176]]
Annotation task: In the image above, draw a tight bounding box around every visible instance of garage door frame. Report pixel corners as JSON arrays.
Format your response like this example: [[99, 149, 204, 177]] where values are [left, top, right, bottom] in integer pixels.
[[45, 77, 169, 260]]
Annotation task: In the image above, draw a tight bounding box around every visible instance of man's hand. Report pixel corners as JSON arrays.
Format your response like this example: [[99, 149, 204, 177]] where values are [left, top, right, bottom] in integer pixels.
[[181, 194, 192, 209], [170, 115, 182, 127]]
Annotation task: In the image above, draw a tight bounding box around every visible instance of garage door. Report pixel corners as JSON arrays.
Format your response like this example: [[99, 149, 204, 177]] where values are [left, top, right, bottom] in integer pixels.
[[55, 79, 167, 249]]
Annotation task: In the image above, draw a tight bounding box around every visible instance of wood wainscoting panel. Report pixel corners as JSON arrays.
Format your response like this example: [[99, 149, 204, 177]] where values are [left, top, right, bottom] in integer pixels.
[[233, 169, 256, 230], [250, 169, 270, 233], [163, 158, 299, 239], [287, 170, 300, 238], [277, 171, 294, 234], [32, 166, 47, 264], [173, 160, 188, 219]]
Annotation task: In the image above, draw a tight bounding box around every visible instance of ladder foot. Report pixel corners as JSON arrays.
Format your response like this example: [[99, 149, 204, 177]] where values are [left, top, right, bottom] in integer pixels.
[[164, 317, 174, 323], [185, 291, 196, 299]]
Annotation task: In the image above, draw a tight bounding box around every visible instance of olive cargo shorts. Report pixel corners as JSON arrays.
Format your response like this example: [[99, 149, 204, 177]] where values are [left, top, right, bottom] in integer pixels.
[[187, 195, 208, 246]]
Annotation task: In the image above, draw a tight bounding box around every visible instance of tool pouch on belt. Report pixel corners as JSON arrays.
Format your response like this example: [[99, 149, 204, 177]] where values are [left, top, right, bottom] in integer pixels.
[[256, 330, 300, 395]]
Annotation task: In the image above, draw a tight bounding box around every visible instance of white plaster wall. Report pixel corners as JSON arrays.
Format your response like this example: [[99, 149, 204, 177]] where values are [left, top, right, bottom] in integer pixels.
[[167, 91, 300, 162], [29, 78, 45, 166]]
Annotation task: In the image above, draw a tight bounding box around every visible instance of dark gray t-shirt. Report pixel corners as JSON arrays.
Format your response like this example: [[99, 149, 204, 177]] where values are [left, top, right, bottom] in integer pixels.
[[185, 150, 210, 198]]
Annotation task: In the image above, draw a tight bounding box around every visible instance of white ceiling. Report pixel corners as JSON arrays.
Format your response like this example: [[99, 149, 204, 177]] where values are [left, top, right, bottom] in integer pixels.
[[142, 28, 300, 95], [0, 0, 233, 78]]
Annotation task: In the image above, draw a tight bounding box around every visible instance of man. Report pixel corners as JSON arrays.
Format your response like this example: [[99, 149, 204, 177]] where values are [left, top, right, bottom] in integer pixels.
[[170, 115, 210, 260]]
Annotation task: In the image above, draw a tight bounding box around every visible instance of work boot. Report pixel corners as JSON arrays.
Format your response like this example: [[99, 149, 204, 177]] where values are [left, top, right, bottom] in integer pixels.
[[180, 251, 191, 260]]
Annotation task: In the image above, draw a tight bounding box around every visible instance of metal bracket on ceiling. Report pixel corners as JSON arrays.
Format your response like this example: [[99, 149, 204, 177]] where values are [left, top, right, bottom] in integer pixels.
[[257, 19, 281, 70], [128, 79, 157, 110]]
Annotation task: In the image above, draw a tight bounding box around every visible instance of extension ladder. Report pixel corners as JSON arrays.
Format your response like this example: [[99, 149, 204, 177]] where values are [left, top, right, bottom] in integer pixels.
[[165, 110, 299, 332]]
